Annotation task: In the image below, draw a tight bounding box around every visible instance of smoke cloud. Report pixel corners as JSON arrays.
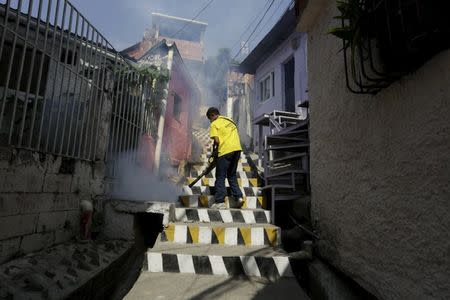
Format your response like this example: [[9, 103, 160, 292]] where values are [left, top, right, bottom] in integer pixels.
[[111, 151, 181, 203]]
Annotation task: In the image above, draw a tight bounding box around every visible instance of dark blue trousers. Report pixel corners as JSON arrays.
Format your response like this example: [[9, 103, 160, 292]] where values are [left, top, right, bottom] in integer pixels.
[[214, 151, 243, 203]]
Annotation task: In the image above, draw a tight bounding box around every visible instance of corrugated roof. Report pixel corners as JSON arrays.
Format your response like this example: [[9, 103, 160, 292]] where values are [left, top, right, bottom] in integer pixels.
[[239, 5, 297, 74]]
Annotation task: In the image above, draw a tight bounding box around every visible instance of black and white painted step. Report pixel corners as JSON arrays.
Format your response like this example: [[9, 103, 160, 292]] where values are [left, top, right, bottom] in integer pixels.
[[170, 207, 271, 224], [181, 185, 261, 197], [146, 242, 294, 279], [178, 195, 267, 209], [146, 252, 294, 278]]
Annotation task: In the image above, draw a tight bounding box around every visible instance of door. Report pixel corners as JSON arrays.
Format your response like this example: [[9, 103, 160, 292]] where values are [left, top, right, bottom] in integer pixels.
[[284, 57, 295, 112]]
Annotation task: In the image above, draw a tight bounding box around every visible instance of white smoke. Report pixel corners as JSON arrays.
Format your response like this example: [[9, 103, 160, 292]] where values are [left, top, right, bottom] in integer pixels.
[[111, 151, 182, 203]]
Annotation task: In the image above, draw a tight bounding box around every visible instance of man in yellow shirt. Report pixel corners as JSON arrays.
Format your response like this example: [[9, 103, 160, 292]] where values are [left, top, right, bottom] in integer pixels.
[[206, 107, 244, 209]]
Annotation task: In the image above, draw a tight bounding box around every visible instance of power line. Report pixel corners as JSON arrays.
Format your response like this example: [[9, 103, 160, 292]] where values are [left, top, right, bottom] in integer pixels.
[[248, 0, 290, 46], [170, 0, 214, 39], [232, 0, 276, 61], [229, 0, 272, 53]]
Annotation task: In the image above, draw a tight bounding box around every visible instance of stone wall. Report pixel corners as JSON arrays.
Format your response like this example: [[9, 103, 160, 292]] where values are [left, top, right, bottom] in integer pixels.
[[306, 1, 450, 299], [0, 148, 106, 264]]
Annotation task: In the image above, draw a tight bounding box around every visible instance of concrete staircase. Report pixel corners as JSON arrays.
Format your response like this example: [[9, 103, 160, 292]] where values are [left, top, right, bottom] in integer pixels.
[[126, 128, 309, 299]]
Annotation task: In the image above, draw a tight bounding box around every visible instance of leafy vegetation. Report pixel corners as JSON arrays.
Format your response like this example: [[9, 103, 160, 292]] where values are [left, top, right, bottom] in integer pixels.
[[135, 64, 170, 85], [327, 0, 368, 84], [328, 0, 365, 51]]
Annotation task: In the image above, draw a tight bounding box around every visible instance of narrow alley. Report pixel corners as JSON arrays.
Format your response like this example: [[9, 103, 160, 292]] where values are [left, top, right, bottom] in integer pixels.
[[0, 0, 449, 300], [124, 127, 309, 299]]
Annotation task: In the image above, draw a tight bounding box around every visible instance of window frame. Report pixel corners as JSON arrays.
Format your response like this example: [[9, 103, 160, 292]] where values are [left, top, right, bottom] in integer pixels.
[[259, 71, 274, 102]]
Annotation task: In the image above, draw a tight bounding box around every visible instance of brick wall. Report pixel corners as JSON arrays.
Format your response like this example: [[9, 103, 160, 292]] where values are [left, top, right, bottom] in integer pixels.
[[0, 70, 113, 264], [0, 147, 107, 264]]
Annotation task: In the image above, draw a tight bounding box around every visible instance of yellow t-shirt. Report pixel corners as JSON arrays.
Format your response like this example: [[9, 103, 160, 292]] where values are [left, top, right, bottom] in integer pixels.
[[209, 116, 242, 157]]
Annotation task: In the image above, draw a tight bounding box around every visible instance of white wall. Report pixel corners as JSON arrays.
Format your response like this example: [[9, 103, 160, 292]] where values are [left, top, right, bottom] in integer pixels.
[[252, 31, 308, 147], [308, 2, 450, 299]]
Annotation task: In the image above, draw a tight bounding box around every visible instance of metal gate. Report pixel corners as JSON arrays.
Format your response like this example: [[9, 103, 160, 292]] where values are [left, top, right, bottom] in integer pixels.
[[0, 0, 161, 176]]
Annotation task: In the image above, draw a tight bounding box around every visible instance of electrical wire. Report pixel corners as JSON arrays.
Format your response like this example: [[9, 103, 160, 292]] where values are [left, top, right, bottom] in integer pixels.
[[232, 0, 276, 61], [170, 0, 215, 39], [248, 0, 292, 46], [229, 0, 272, 54]]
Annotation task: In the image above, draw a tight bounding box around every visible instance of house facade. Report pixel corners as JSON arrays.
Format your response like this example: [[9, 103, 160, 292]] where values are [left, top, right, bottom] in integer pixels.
[[240, 5, 308, 148], [122, 13, 207, 82], [128, 40, 201, 170]]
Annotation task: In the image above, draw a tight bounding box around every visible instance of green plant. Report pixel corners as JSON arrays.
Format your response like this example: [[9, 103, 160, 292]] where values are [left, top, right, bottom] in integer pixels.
[[328, 0, 366, 82], [328, 0, 365, 50], [135, 64, 170, 86], [126, 64, 170, 97]]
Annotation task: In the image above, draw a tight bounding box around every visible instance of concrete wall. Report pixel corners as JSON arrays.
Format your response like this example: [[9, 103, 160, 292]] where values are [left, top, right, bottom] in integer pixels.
[[307, 2, 450, 299], [0, 68, 113, 265], [0, 149, 106, 264]]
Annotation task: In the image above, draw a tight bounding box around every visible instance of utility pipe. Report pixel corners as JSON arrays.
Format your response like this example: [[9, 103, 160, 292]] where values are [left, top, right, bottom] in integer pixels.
[[154, 45, 174, 174]]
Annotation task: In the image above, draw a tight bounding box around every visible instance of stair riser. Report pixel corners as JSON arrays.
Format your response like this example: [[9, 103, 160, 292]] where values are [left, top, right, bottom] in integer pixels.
[[189, 170, 255, 179], [199, 160, 250, 167], [181, 186, 261, 198], [195, 154, 249, 160], [146, 253, 294, 279], [161, 225, 280, 247], [178, 195, 267, 209], [192, 164, 253, 174], [187, 177, 262, 188], [172, 208, 271, 224]]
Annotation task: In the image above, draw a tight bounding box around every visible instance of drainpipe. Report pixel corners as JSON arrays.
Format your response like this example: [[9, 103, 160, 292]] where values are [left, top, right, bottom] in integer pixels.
[[154, 45, 174, 175]]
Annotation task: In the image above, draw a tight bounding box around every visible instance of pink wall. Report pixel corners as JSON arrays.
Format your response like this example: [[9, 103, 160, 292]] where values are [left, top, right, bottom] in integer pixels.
[[136, 56, 199, 169], [163, 62, 197, 165]]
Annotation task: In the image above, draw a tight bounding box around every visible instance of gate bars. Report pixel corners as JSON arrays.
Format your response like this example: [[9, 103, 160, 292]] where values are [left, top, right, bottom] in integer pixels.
[[0, 0, 158, 174]]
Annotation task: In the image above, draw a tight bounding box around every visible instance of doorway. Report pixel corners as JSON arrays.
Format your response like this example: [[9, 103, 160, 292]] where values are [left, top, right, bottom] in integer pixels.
[[284, 57, 295, 112]]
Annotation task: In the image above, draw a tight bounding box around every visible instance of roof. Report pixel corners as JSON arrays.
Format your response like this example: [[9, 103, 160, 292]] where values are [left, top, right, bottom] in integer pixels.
[[121, 37, 204, 62], [120, 40, 154, 61], [131, 39, 168, 62], [239, 4, 298, 74], [161, 37, 203, 61]]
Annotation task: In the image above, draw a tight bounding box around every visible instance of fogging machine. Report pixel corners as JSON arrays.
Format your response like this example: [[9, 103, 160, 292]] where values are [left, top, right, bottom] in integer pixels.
[[188, 150, 218, 188]]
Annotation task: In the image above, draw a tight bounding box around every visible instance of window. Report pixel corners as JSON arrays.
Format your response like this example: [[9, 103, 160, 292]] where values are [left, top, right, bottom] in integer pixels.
[[173, 93, 182, 121], [259, 72, 274, 101], [0, 43, 49, 96]]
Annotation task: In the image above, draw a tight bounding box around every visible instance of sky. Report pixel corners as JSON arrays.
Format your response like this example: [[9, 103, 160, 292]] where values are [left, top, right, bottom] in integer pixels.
[[68, 0, 293, 59]]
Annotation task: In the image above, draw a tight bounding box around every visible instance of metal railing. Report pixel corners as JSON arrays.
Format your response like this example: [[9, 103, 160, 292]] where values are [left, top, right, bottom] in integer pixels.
[[0, 0, 161, 172], [105, 69, 161, 178]]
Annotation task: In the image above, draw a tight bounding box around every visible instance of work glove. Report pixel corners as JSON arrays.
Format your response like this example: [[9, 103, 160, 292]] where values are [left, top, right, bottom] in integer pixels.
[[211, 145, 218, 159]]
